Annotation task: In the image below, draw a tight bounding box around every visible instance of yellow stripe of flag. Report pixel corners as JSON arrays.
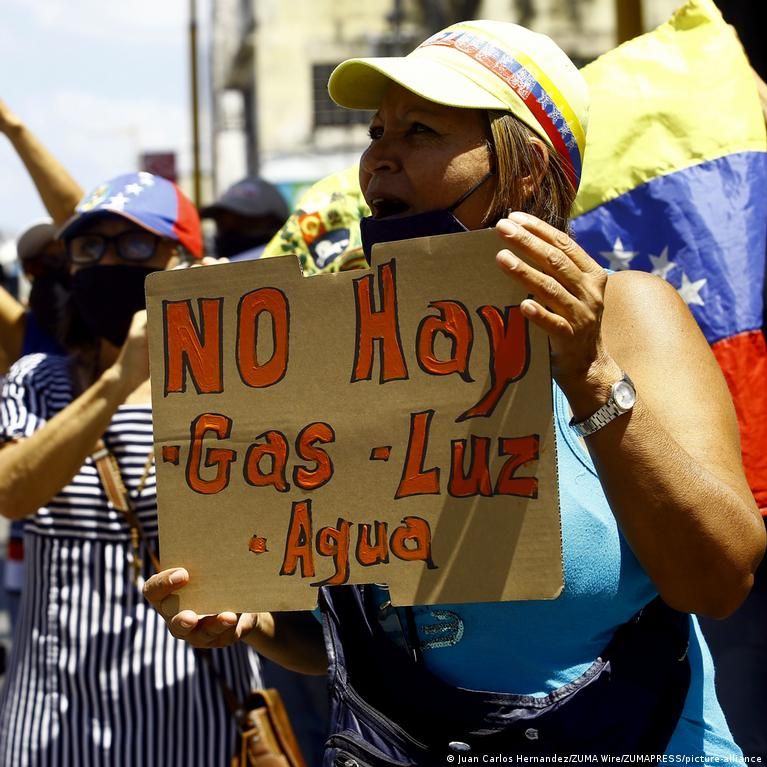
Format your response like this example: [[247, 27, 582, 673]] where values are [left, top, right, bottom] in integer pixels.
[[573, 0, 766, 217]]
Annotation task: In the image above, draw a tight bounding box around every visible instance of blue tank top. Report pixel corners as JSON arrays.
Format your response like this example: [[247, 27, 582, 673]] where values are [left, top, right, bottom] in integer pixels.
[[402, 383, 740, 756]]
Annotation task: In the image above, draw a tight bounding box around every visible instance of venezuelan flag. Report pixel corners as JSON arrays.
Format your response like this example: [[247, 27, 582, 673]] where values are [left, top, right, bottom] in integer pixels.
[[572, 0, 767, 511]]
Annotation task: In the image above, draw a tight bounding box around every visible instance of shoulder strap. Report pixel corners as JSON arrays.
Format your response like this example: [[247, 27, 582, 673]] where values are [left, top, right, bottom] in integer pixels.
[[91, 438, 161, 573], [91, 439, 263, 736], [91, 437, 286, 751]]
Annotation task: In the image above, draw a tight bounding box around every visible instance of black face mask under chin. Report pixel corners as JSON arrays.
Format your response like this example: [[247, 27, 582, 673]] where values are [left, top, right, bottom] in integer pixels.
[[360, 171, 493, 261], [72, 265, 162, 347]]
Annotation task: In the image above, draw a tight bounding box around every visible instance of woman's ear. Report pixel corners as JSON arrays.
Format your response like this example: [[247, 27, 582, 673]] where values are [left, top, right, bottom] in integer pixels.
[[520, 136, 550, 200]]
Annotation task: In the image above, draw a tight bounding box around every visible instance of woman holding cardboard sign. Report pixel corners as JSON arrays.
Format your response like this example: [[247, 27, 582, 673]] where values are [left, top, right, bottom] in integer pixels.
[[145, 18, 764, 762], [0, 172, 264, 766]]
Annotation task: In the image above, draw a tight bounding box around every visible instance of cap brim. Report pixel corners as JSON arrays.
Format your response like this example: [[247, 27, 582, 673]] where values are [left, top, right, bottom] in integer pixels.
[[328, 56, 508, 112], [57, 209, 167, 242], [199, 201, 255, 218], [199, 203, 226, 218]]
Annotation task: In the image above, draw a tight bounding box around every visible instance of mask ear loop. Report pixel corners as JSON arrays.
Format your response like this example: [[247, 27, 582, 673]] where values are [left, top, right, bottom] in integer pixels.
[[446, 170, 495, 214]]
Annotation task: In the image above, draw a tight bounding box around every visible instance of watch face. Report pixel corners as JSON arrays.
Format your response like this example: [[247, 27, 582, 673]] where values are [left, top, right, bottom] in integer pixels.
[[613, 380, 636, 411]]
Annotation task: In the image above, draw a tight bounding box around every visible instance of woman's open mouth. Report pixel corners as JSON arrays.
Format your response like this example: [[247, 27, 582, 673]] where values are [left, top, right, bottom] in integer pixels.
[[370, 197, 411, 219]]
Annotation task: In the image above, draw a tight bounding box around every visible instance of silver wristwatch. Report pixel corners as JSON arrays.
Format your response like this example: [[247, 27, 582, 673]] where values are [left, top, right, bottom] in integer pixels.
[[569, 372, 636, 438]]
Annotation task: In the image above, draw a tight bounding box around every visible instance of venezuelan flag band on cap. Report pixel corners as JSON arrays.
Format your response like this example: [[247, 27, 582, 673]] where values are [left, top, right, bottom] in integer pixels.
[[328, 20, 589, 190], [420, 27, 585, 189]]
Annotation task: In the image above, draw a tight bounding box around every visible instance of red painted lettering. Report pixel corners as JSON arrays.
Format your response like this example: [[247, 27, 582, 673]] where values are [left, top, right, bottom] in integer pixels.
[[294, 422, 335, 491], [237, 287, 290, 388], [389, 516, 436, 568], [164, 298, 223, 394], [395, 410, 441, 498], [312, 519, 352, 586], [416, 300, 474, 382], [356, 522, 389, 566], [351, 261, 408, 383], [495, 435, 540, 498], [448, 436, 493, 497], [186, 413, 236, 495], [458, 305, 530, 421], [243, 430, 290, 492], [280, 500, 315, 577]]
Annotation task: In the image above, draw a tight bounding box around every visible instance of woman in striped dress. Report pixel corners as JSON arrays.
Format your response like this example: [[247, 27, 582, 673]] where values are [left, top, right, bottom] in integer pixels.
[[0, 172, 262, 767]]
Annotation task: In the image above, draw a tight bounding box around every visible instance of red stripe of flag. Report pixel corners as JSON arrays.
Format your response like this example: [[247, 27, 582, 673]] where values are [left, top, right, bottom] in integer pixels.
[[711, 329, 767, 514]]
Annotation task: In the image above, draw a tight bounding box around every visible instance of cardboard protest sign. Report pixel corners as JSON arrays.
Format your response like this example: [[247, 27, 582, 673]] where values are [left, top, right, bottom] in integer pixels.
[[146, 228, 562, 614]]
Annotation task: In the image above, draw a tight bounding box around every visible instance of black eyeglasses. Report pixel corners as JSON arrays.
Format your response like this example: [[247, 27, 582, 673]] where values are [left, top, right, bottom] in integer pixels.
[[67, 230, 161, 265]]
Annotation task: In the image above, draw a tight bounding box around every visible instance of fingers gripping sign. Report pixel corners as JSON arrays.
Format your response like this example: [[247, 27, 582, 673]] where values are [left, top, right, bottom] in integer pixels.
[[495, 212, 610, 386], [143, 568, 257, 649]]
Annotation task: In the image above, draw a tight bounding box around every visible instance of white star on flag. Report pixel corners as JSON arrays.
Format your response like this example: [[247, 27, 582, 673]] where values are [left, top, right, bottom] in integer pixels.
[[677, 272, 707, 306], [104, 193, 129, 211], [600, 238, 637, 271], [648, 246, 676, 280], [125, 183, 143, 196], [138, 172, 155, 186]]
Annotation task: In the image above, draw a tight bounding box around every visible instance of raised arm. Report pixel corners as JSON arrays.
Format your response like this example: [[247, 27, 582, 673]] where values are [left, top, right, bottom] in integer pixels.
[[0, 100, 84, 226], [0, 312, 149, 520], [495, 212, 765, 619], [0, 285, 26, 373]]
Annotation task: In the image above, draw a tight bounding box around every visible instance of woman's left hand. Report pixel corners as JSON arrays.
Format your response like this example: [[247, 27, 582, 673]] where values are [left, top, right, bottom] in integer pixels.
[[494, 212, 765, 618], [495, 211, 612, 392], [144, 568, 258, 649]]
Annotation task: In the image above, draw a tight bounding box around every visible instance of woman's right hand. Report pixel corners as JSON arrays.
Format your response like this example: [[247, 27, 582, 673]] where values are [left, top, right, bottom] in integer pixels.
[[143, 567, 259, 649]]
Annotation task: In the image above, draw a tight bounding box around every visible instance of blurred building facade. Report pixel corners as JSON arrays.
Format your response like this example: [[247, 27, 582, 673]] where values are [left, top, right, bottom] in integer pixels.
[[207, 0, 681, 205]]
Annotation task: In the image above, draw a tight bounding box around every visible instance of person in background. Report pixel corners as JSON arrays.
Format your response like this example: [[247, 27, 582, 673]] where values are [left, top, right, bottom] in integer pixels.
[[0, 172, 263, 766], [0, 99, 84, 374], [2, 219, 71, 631], [201, 175, 289, 261], [14, 219, 71, 355], [0, 100, 85, 650], [262, 164, 369, 275]]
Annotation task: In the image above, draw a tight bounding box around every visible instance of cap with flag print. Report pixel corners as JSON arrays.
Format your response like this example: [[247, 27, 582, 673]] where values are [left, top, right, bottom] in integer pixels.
[[571, 0, 767, 511], [328, 20, 589, 192], [58, 172, 203, 258]]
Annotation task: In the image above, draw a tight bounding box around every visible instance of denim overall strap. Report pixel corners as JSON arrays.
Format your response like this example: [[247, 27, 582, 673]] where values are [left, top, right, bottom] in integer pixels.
[[319, 586, 691, 766]]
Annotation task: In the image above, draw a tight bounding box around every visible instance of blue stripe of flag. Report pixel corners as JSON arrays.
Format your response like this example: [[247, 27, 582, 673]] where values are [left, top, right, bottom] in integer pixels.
[[572, 151, 767, 344]]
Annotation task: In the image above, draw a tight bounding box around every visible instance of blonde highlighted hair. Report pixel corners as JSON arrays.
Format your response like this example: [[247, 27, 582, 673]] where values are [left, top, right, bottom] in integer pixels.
[[482, 110, 577, 234]]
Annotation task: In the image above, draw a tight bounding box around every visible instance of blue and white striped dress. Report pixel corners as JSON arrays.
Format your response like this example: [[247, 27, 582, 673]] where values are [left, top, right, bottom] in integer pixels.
[[0, 354, 263, 767]]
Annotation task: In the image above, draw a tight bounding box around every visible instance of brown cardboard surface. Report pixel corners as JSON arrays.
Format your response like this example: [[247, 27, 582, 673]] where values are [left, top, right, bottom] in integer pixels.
[[146, 228, 562, 614]]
